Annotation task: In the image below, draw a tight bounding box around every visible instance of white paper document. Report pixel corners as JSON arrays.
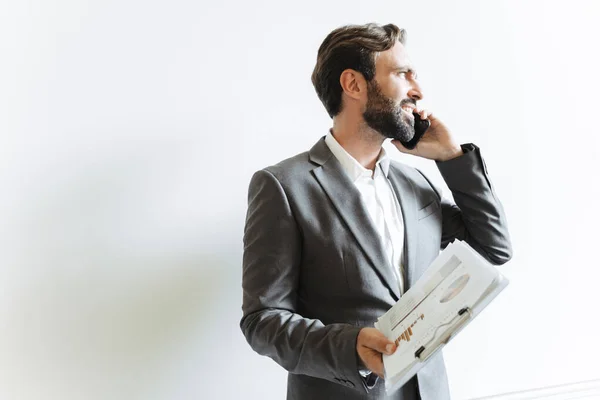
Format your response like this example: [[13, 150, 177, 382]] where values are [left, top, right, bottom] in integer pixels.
[[374, 240, 509, 394]]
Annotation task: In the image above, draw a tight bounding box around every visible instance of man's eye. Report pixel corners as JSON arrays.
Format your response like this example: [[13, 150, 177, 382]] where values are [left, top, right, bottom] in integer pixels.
[[398, 71, 418, 80]]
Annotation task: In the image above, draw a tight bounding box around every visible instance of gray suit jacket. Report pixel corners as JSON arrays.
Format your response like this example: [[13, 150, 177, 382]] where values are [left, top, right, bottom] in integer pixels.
[[240, 137, 512, 400]]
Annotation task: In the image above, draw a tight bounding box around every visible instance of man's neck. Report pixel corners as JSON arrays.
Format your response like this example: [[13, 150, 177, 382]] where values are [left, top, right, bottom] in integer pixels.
[[331, 119, 385, 172]]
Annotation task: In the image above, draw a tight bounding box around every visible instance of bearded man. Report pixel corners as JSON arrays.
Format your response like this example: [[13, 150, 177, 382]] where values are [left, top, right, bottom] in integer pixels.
[[240, 22, 512, 400]]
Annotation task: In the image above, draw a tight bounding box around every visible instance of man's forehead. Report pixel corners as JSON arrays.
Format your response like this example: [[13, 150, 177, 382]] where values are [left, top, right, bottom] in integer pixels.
[[376, 42, 413, 71]]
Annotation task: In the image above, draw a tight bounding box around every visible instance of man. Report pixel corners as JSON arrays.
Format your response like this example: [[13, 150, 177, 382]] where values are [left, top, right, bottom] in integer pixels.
[[240, 23, 512, 400]]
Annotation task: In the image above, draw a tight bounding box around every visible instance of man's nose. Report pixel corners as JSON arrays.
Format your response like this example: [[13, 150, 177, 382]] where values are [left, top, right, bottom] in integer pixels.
[[408, 81, 423, 101]]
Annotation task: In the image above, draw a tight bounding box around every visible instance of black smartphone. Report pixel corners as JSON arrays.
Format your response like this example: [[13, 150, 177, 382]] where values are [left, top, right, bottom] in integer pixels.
[[399, 112, 430, 150]]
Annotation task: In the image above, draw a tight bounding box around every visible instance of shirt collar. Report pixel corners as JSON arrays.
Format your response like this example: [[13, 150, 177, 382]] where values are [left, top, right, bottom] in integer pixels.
[[324, 130, 390, 181]]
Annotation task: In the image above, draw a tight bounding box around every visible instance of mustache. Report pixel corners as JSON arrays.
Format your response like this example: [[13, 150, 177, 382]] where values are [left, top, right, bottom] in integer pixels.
[[399, 99, 417, 108]]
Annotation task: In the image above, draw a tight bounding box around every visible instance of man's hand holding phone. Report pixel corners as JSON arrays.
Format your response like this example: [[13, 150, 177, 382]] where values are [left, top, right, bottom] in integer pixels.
[[392, 108, 463, 162]]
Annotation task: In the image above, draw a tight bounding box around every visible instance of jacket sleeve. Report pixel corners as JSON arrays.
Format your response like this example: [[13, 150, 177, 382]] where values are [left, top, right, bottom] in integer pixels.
[[420, 144, 513, 265], [239, 169, 365, 391]]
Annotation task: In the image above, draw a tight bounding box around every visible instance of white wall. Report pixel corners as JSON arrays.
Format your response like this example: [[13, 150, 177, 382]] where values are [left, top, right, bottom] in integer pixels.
[[1, 0, 599, 399]]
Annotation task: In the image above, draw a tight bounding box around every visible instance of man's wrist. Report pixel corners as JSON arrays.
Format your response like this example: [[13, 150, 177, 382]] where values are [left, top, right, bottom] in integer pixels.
[[434, 142, 464, 162]]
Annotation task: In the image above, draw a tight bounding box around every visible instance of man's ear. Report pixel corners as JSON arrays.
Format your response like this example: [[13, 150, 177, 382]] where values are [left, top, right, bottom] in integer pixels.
[[339, 69, 366, 101]]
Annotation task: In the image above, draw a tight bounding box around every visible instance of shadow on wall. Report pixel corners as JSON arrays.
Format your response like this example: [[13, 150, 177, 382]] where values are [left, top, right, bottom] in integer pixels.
[[1, 139, 242, 400], [1, 252, 234, 400]]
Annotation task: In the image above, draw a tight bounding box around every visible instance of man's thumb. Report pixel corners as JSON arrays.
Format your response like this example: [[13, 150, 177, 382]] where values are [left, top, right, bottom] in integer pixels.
[[366, 331, 396, 355]]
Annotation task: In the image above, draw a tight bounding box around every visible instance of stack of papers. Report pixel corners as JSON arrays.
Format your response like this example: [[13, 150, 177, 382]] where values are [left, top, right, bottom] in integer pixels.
[[374, 240, 509, 394]]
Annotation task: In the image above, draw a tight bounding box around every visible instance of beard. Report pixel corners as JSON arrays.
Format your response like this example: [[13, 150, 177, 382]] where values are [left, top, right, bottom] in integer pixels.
[[362, 80, 415, 142]]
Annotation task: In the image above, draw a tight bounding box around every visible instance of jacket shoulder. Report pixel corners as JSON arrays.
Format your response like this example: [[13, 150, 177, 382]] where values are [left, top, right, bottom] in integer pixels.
[[252, 149, 319, 187]]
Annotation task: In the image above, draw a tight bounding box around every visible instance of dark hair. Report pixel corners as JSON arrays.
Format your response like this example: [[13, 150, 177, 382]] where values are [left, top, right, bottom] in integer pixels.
[[311, 23, 406, 118]]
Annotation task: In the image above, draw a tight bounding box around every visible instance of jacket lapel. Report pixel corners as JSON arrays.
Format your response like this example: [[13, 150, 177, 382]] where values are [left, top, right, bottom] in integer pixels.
[[309, 138, 401, 300], [387, 163, 419, 289]]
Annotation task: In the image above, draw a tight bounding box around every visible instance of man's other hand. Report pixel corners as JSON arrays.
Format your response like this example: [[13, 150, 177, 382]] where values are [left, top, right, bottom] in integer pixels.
[[356, 327, 397, 378]]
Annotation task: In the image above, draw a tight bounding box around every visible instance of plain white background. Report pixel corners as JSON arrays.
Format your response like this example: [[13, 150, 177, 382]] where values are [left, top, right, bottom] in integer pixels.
[[1, 0, 599, 399]]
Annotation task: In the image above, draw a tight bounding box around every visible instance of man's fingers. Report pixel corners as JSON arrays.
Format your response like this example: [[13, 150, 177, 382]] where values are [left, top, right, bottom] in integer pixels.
[[415, 107, 430, 120], [356, 329, 395, 379], [370, 356, 385, 378], [362, 348, 385, 378]]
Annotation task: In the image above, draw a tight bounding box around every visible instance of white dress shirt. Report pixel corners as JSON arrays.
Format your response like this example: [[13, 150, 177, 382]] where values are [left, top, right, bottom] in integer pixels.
[[325, 132, 406, 295]]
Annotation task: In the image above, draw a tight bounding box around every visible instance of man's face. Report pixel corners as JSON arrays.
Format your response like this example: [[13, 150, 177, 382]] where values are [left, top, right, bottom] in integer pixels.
[[362, 42, 423, 142]]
